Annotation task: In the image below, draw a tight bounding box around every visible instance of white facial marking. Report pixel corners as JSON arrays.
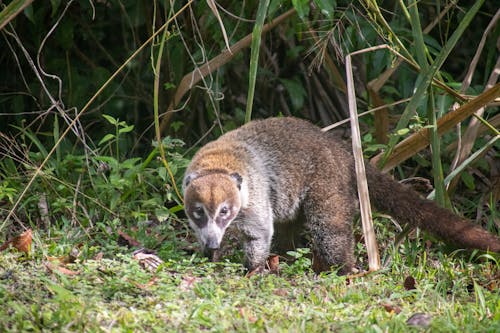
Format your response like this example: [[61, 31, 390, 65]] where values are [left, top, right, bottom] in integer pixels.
[[239, 181, 249, 208], [192, 202, 204, 220]]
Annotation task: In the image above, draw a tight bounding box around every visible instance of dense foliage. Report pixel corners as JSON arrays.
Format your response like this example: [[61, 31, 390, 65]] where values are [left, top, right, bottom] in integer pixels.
[[0, 0, 499, 330]]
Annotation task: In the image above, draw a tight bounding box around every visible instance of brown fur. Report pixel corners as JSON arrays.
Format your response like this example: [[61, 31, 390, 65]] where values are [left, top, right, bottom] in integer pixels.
[[183, 117, 500, 274]]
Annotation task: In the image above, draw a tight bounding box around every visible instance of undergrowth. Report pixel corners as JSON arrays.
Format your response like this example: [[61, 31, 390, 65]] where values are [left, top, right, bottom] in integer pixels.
[[1, 230, 499, 332]]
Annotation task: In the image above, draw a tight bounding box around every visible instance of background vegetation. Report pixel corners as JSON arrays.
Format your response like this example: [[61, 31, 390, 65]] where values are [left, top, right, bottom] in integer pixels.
[[0, 0, 499, 331]]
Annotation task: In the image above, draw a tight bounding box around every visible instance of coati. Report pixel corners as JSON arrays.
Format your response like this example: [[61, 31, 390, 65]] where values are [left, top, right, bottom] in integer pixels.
[[182, 117, 500, 274]]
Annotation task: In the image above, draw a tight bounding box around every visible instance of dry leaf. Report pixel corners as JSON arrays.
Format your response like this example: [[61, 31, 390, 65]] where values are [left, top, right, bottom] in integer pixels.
[[117, 230, 141, 247], [179, 275, 198, 291], [273, 288, 289, 297], [45, 262, 80, 276], [0, 240, 11, 251], [267, 255, 280, 273], [130, 276, 158, 290], [0, 229, 32, 253], [46, 247, 80, 264], [238, 308, 258, 323], [246, 265, 265, 278], [14, 229, 32, 253], [47, 255, 70, 264], [404, 276, 416, 290], [94, 252, 104, 261], [381, 302, 402, 314]]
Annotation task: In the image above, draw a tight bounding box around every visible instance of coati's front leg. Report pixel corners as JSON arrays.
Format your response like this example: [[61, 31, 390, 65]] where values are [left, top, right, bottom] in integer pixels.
[[237, 209, 274, 271], [304, 189, 357, 275]]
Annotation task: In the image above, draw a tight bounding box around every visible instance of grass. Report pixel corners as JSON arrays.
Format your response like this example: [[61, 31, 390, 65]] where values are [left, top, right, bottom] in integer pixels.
[[1, 220, 499, 332]]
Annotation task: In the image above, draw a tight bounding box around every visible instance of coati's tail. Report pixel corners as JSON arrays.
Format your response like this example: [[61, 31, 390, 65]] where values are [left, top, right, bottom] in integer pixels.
[[366, 164, 500, 253]]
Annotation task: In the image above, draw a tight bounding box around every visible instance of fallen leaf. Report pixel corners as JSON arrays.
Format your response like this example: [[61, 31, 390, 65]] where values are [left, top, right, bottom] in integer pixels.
[[94, 252, 104, 261], [0, 229, 32, 253], [0, 240, 11, 251], [381, 302, 402, 314], [246, 265, 265, 277], [47, 255, 70, 264], [404, 276, 416, 290], [46, 246, 81, 264], [117, 230, 141, 247], [238, 307, 258, 323], [273, 288, 289, 297], [130, 276, 158, 289], [267, 255, 280, 273], [179, 275, 199, 291], [45, 262, 80, 276]]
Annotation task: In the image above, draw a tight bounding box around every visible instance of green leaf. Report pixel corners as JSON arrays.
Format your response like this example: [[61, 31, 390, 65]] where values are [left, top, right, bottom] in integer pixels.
[[268, 0, 283, 17], [23, 3, 34, 24], [163, 82, 176, 90], [50, 0, 61, 17], [292, 0, 310, 19], [158, 167, 167, 182], [55, 18, 74, 50], [313, 0, 335, 18], [396, 128, 410, 136], [98, 133, 115, 146], [245, 0, 270, 122], [460, 172, 475, 190], [102, 114, 118, 125], [280, 78, 306, 111], [118, 125, 134, 134]]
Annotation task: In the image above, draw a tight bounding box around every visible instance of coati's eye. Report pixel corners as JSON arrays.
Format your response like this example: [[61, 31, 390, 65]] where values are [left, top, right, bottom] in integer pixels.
[[219, 206, 229, 216], [193, 206, 204, 219]]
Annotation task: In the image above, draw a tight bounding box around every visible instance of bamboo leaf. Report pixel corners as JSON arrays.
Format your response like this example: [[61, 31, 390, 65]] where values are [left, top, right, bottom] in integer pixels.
[[0, 0, 34, 31], [245, 0, 271, 123], [407, 0, 428, 69]]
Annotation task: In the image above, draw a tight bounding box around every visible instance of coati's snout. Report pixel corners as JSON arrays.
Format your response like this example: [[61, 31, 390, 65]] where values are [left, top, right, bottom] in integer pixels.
[[183, 172, 243, 254]]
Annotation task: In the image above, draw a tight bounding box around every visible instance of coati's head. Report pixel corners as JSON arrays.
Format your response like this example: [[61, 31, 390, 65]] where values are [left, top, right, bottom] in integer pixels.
[[183, 171, 244, 256]]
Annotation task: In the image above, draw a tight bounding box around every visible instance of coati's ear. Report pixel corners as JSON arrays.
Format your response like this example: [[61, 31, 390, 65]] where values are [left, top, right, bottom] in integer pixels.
[[230, 172, 242, 190], [183, 172, 198, 189]]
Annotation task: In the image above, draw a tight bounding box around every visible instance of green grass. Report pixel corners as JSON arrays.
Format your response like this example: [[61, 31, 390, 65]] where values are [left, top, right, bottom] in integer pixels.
[[1, 224, 499, 332]]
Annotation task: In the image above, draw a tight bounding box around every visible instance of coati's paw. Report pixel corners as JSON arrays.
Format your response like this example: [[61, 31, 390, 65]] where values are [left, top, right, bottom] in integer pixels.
[[245, 255, 280, 277], [245, 265, 266, 277]]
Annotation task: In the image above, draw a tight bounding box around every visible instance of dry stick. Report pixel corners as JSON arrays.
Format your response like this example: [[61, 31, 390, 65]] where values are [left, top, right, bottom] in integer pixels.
[[346, 47, 383, 273], [159, 8, 297, 133], [371, 83, 500, 173], [321, 98, 411, 132], [0, 0, 195, 230]]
